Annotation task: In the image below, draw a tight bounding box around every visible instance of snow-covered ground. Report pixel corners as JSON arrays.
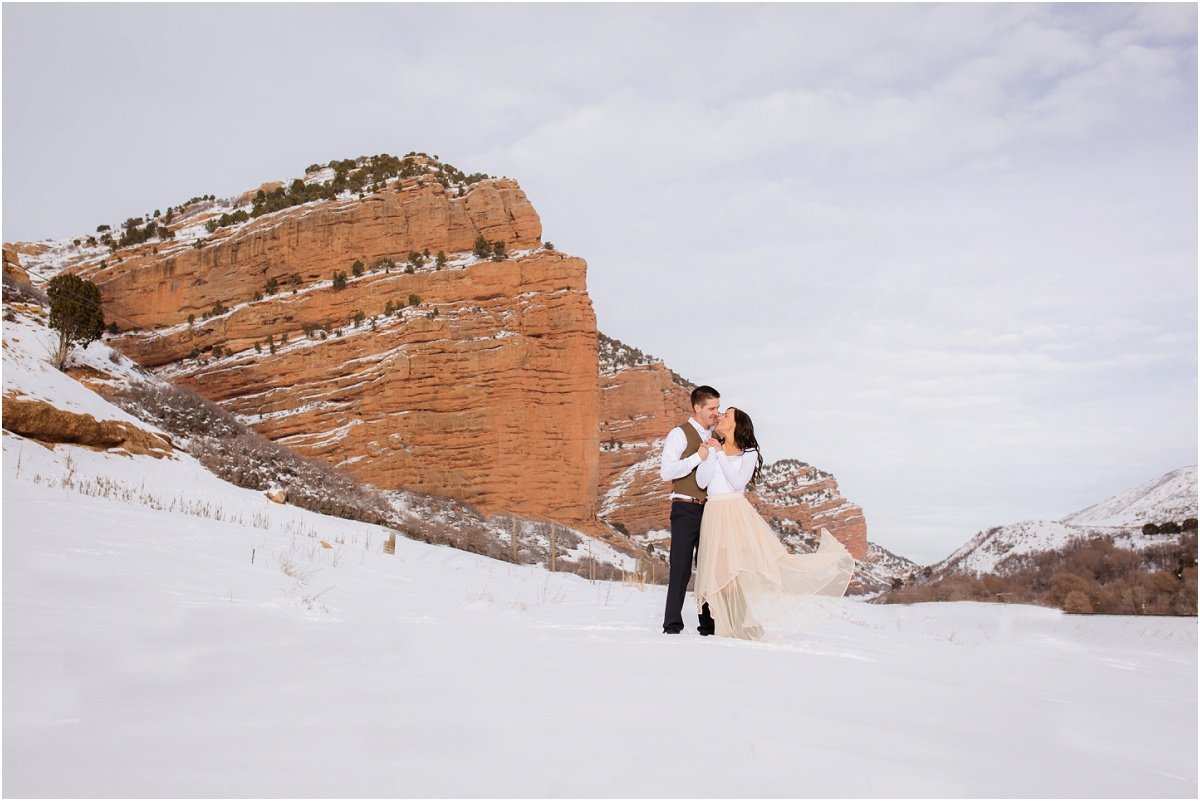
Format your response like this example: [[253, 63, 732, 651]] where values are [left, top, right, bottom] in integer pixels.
[[4, 434, 1196, 797]]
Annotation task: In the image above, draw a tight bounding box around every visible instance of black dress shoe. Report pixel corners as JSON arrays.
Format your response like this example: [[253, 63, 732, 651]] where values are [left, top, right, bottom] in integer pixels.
[[699, 630, 715, 636], [663, 629, 682, 634]]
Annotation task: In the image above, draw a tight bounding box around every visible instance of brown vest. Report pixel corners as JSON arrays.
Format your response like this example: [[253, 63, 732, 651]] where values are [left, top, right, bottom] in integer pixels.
[[672, 422, 707, 502]]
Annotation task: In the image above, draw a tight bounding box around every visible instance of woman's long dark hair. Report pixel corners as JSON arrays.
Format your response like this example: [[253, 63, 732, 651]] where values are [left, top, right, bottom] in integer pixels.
[[732, 408, 765, 487]]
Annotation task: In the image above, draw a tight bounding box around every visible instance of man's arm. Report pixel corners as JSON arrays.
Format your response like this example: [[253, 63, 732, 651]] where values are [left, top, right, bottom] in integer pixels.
[[660, 426, 702, 482]]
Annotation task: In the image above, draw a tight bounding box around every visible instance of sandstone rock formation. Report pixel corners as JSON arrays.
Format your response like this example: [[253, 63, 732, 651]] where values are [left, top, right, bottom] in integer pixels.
[[3, 245, 31, 283], [48, 169, 598, 526], [2, 395, 174, 458]]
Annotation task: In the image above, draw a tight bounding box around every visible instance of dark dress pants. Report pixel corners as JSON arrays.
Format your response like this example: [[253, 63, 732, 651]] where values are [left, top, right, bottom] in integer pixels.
[[662, 501, 715, 634]]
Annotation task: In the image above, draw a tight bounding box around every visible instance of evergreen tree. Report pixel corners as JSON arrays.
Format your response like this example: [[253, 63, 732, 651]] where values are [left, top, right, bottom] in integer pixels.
[[473, 235, 490, 258], [47, 273, 105, 370]]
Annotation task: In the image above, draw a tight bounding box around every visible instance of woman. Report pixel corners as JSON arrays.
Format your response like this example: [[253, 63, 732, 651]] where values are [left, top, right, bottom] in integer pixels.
[[694, 407, 855, 640]]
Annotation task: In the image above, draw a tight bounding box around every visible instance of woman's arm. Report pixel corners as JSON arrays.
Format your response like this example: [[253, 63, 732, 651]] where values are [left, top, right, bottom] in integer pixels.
[[716, 449, 758, 492]]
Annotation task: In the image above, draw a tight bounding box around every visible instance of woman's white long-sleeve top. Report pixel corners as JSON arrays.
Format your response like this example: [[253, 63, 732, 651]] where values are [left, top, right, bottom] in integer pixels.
[[696, 448, 758, 495]]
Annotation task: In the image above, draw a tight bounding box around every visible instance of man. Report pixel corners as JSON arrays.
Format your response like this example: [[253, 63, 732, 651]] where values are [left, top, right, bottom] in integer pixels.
[[660, 385, 721, 635]]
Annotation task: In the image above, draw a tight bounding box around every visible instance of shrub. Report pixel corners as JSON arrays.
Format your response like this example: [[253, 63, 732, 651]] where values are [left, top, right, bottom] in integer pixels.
[[473, 235, 490, 258], [491, 241, 507, 261], [352, 260, 364, 277], [332, 271, 347, 290], [436, 251, 447, 269], [265, 276, 279, 296], [408, 294, 421, 307], [1063, 590, 1093, 614], [2, 271, 48, 305]]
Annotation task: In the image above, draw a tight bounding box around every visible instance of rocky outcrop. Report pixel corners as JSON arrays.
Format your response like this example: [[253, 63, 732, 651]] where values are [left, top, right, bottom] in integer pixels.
[[598, 362, 693, 540], [753, 459, 868, 560], [85, 178, 542, 332], [2, 395, 174, 457], [3, 245, 30, 283], [52, 175, 597, 525]]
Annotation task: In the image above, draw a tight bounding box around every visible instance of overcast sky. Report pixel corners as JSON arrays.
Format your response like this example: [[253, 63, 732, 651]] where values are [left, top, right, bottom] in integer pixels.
[[4, 3, 1196, 563]]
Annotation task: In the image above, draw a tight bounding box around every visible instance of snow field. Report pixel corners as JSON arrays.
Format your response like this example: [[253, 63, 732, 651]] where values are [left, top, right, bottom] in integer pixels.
[[3, 434, 1195, 798]]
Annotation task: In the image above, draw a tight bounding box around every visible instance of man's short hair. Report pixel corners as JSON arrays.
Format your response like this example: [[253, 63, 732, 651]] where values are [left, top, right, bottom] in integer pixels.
[[691, 385, 720, 408]]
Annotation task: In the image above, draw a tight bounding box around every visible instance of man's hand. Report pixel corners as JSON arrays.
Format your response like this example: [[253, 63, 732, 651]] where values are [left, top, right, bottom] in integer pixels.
[[697, 443, 710, 460], [704, 437, 721, 452]]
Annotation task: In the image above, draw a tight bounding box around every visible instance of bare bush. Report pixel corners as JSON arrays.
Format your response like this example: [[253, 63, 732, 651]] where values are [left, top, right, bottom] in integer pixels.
[[882, 534, 1198, 616], [3, 271, 48, 305]]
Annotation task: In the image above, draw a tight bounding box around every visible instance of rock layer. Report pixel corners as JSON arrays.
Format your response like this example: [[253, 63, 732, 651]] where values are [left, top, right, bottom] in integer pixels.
[[2, 395, 174, 457], [74, 179, 598, 524]]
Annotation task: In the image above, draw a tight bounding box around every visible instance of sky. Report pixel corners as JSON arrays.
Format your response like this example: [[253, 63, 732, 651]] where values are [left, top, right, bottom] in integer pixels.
[[3, 3, 1196, 564]]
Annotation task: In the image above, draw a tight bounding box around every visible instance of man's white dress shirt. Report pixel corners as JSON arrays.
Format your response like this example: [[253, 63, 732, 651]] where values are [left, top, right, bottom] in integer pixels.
[[660, 418, 714, 501]]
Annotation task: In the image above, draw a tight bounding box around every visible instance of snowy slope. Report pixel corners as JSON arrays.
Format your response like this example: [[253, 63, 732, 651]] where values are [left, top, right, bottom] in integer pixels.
[[935, 468, 1198, 576], [1063, 466, 1198, 528], [4, 436, 1197, 797], [4, 300, 1198, 797], [935, 519, 1093, 576]]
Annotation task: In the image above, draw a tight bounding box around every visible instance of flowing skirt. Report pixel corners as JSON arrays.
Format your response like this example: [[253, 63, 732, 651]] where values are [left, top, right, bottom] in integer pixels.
[[694, 492, 855, 640]]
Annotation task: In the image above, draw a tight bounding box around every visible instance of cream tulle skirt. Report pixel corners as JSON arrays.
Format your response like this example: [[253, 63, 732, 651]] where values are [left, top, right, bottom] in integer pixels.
[[694, 492, 855, 640]]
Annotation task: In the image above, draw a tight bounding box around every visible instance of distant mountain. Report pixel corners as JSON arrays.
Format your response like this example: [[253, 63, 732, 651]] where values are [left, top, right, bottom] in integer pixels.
[[934, 467, 1198, 578], [1063, 466, 1197, 528], [882, 467, 1197, 616]]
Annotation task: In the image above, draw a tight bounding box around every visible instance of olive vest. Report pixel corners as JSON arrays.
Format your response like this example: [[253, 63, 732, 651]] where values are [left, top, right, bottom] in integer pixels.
[[672, 421, 707, 502]]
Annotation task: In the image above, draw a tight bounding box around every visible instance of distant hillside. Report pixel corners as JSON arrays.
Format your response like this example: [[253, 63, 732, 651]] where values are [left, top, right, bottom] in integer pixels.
[[1063, 467, 1197, 528], [881, 468, 1198, 615]]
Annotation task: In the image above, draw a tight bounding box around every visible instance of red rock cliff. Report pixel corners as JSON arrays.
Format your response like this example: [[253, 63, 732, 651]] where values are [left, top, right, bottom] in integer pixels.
[[69, 174, 599, 524]]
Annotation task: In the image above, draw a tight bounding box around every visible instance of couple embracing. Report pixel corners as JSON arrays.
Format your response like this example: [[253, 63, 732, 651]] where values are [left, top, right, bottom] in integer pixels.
[[660, 385, 855, 640]]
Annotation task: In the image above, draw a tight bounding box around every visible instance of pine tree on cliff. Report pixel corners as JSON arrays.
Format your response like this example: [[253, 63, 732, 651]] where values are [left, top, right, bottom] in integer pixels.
[[47, 273, 105, 370]]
